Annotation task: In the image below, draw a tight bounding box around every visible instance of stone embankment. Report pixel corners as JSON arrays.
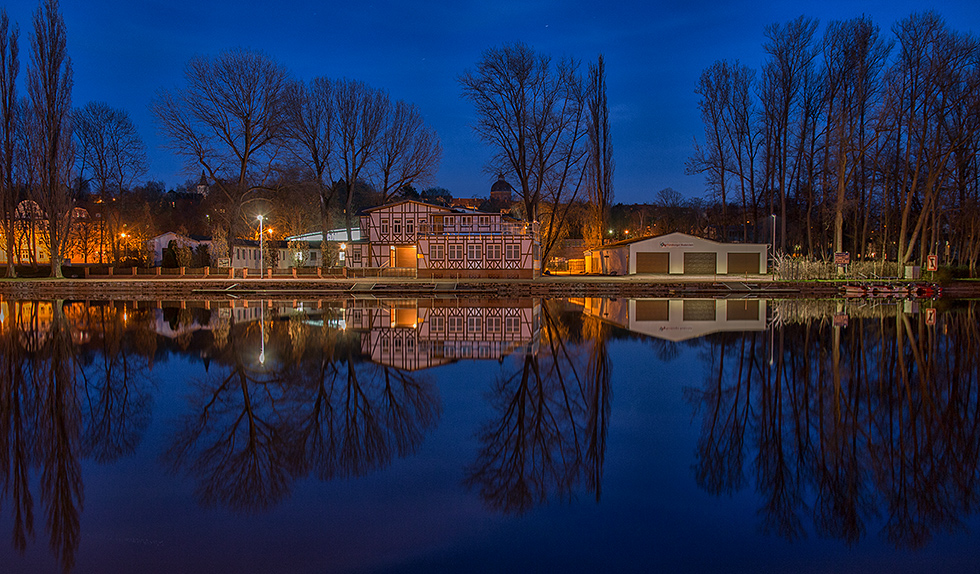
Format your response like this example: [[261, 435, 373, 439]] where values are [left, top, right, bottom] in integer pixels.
[[0, 276, 860, 301]]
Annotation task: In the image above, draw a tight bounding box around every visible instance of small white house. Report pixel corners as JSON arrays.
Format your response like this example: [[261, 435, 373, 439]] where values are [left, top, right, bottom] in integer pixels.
[[584, 232, 768, 275], [147, 232, 212, 266]]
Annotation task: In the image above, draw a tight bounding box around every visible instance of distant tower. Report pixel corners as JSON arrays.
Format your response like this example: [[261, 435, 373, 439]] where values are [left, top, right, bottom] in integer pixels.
[[490, 175, 513, 203], [196, 171, 209, 197]]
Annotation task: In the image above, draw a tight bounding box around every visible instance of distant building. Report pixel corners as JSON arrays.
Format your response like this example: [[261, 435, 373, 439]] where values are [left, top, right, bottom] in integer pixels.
[[147, 232, 213, 266], [490, 176, 514, 203]]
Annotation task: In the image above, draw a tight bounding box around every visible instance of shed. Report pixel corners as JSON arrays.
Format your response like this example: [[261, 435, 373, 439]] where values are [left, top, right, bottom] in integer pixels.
[[584, 232, 768, 275]]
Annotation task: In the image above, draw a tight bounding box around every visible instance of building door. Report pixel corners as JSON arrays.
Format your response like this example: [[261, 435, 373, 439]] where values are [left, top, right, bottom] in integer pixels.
[[727, 252, 760, 274], [683, 252, 717, 274], [394, 246, 417, 268], [635, 252, 669, 274]]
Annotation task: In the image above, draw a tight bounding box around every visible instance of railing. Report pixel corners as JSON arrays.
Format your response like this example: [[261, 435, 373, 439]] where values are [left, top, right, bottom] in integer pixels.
[[417, 221, 539, 240]]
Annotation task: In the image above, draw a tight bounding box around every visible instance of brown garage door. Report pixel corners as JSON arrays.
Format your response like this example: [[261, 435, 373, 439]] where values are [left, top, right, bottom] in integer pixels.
[[683, 252, 716, 274], [727, 252, 760, 274], [635, 300, 669, 321], [635, 252, 669, 274], [726, 299, 759, 321], [683, 299, 716, 321]]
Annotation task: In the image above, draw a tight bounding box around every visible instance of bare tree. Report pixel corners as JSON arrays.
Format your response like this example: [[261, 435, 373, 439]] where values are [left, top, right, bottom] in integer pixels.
[[0, 10, 18, 277], [460, 42, 589, 263], [152, 48, 290, 254], [761, 16, 819, 253], [284, 77, 336, 248], [584, 54, 614, 248], [374, 100, 441, 204], [73, 101, 147, 263], [26, 0, 73, 278], [333, 79, 387, 240]]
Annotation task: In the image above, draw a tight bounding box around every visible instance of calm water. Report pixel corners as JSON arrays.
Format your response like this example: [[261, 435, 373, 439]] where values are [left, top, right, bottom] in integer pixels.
[[0, 296, 978, 573]]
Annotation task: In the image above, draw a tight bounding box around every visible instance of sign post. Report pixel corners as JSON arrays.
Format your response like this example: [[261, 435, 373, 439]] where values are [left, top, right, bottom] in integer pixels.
[[926, 254, 938, 272]]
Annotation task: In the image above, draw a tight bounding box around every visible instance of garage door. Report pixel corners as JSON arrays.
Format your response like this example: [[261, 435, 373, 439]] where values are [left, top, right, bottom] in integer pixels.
[[727, 252, 760, 274], [683, 252, 716, 274], [726, 299, 759, 321], [635, 300, 669, 321], [635, 252, 669, 274]]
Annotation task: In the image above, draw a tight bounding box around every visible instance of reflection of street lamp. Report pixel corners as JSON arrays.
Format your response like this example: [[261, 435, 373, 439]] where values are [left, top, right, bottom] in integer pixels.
[[257, 215, 264, 277], [259, 300, 266, 365]]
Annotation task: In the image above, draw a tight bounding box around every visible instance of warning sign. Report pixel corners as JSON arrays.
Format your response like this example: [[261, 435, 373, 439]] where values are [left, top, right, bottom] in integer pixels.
[[926, 255, 938, 272]]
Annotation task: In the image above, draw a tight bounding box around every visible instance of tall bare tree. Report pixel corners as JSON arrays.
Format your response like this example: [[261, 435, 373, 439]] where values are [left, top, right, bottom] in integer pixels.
[[584, 54, 614, 248], [374, 99, 441, 204], [460, 42, 589, 264], [0, 10, 18, 277], [73, 101, 147, 263], [332, 79, 387, 240], [284, 77, 336, 248], [26, 0, 73, 278], [152, 48, 290, 255], [761, 16, 819, 253]]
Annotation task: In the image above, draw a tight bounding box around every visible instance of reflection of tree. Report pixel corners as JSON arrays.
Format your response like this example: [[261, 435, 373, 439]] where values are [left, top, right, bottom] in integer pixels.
[[167, 311, 440, 512], [0, 303, 37, 554], [689, 302, 980, 550], [76, 304, 152, 462], [1, 301, 153, 572], [465, 301, 610, 513]]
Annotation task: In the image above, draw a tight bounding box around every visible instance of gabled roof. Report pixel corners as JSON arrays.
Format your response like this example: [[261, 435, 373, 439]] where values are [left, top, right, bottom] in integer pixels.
[[359, 199, 454, 214]]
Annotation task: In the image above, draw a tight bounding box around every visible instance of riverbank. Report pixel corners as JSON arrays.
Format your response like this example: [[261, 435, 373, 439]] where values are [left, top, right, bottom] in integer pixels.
[[1, 274, 975, 301]]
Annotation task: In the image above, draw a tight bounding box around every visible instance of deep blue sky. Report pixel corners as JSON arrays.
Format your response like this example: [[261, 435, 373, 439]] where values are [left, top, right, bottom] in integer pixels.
[[3, 0, 979, 204]]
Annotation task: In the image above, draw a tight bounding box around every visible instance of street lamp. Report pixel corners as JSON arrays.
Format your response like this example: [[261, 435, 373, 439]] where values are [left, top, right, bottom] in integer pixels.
[[257, 214, 264, 278]]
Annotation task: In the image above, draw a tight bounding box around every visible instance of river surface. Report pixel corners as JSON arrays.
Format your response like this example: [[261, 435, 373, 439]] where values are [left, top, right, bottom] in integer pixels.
[[0, 296, 978, 573]]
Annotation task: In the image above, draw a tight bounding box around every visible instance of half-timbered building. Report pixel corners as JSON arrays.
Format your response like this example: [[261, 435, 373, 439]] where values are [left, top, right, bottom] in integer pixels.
[[344, 200, 540, 279]]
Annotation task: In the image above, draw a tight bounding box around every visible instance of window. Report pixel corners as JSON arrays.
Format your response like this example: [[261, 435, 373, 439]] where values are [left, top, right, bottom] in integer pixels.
[[461, 216, 473, 226], [393, 219, 401, 234], [467, 314, 482, 333], [430, 314, 444, 332], [380, 219, 389, 234], [487, 244, 501, 261], [445, 216, 455, 226], [406, 219, 414, 234], [479, 215, 490, 226], [430, 244, 444, 260], [505, 315, 521, 333], [467, 244, 482, 261], [351, 250, 362, 263], [505, 244, 520, 260], [448, 315, 464, 333], [338, 251, 344, 262], [448, 244, 464, 260], [487, 316, 501, 333]]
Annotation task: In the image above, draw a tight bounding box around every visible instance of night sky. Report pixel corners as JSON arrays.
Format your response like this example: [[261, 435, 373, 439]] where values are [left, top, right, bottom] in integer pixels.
[[3, 0, 978, 204]]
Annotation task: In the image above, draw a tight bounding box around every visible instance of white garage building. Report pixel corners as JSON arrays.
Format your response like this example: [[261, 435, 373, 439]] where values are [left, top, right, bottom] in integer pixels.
[[584, 232, 768, 275]]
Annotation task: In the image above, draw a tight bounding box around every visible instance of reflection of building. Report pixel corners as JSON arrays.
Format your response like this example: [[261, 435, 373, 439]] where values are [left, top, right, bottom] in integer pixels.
[[345, 200, 540, 279], [345, 298, 541, 370], [584, 232, 768, 275], [580, 297, 767, 341]]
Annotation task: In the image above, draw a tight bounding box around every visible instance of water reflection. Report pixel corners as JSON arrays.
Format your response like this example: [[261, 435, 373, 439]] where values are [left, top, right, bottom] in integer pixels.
[[464, 300, 611, 513], [0, 295, 978, 571], [685, 298, 979, 549]]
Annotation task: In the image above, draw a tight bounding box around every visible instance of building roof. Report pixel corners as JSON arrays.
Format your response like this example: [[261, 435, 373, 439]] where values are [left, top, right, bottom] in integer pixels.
[[285, 228, 362, 243], [584, 231, 766, 253], [490, 177, 513, 193], [359, 199, 454, 214]]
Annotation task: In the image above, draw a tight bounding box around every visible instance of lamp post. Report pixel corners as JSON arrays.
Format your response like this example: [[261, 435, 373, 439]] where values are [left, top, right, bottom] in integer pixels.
[[257, 215, 264, 278]]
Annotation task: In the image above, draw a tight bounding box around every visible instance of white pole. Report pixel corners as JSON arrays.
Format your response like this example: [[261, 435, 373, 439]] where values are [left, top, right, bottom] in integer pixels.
[[258, 215, 264, 278]]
